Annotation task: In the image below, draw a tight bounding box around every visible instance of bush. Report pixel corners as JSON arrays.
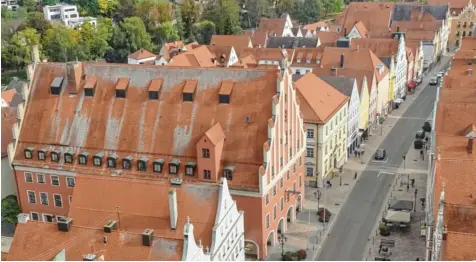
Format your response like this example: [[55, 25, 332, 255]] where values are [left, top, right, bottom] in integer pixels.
[[1, 195, 21, 224], [297, 249, 307, 260], [282, 251, 293, 261], [379, 223, 390, 236]]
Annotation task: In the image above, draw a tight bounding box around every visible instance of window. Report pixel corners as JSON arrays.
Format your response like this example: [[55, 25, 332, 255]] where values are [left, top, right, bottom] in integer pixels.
[[51, 176, 60, 186], [25, 148, 33, 159], [53, 194, 63, 208], [273, 205, 277, 220], [122, 157, 132, 169], [79, 154, 87, 165], [66, 177, 75, 188], [40, 192, 48, 205], [299, 156, 302, 166], [299, 176, 302, 188], [266, 214, 270, 229], [69, 195, 72, 204], [37, 173, 45, 184], [186, 165, 195, 176], [307, 148, 314, 157], [138, 160, 147, 172], [463, 31, 466, 37], [169, 163, 179, 174], [93, 156, 101, 166], [51, 151, 59, 162], [43, 214, 54, 223], [107, 157, 117, 168], [280, 197, 284, 211], [289, 147, 292, 158], [273, 185, 277, 196], [307, 128, 314, 138], [204, 169, 211, 179], [306, 167, 313, 177], [27, 191, 36, 204], [280, 157, 283, 167], [287, 171, 290, 180], [265, 194, 269, 205], [293, 182, 296, 192], [25, 172, 33, 183], [31, 212, 39, 221], [153, 160, 163, 173], [280, 177, 283, 188], [65, 153, 73, 163], [202, 148, 210, 158], [38, 151, 46, 160]]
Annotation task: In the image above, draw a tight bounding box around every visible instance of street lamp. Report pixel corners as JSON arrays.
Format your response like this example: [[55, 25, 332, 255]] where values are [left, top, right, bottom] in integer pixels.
[[402, 155, 406, 169], [313, 190, 321, 211], [278, 233, 287, 260], [414, 189, 418, 212]]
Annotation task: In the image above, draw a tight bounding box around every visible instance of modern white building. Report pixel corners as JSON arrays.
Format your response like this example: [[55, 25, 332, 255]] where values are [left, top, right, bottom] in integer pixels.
[[321, 76, 360, 157], [1, 0, 19, 10], [43, 3, 97, 29], [295, 73, 349, 180]]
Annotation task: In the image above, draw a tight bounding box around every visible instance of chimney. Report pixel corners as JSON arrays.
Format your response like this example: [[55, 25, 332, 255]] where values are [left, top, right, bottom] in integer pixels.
[[468, 138, 474, 154], [103, 236, 108, 244], [142, 229, 154, 246], [340, 53, 344, 68], [17, 213, 30, 224], [168, 188, 178, 230], [344, 28, 347, 36], [67, 62, 83, 94], [468, 68, 473, 76]]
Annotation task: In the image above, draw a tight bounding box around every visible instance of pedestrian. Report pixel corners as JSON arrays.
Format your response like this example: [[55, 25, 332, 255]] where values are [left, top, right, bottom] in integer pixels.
[[354, 149, 357, 158], [411, 178, 415, 187], [378, 244, 383, 254], [354, 172, 357, 180], [407, 182, 410, 192], [357, 151, 361, 158], [420, 149, 424, 160], [416, 258, 420, 261]]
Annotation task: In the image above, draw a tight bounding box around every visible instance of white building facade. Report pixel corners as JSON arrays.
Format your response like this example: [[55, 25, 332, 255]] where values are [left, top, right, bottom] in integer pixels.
[[395, 34, 409, 99], [345, 80, 360, 156], [43, 4, 96, 29]]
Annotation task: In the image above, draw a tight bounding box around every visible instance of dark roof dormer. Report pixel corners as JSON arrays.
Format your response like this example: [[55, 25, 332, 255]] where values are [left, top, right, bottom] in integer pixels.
[[107, 154, 118, 168], [50, 77, 64, 95], [38, 147, 48, 161], [78, 152, 89, 165], [169, 159, 180, 174], [84, 76, 97, 97], [24, 146, 34, 159], [185, 161, 197, 176], [138, 157, 148, 172], [115, 78, 130, 98], [219, 81, 234, 104], [182, 80, 198, 102], [153, 159, 164, 173], [51, 149, 61, 162], [122, 156, 133, 169], [148, 78, 163, 100], [93, 152, 104, 167], [64, 151, 74, 163]]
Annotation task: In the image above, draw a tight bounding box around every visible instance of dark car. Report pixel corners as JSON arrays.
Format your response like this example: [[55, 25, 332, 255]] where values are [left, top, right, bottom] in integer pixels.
[[374, 149, 386, 160], [429, 77, 438, 85]]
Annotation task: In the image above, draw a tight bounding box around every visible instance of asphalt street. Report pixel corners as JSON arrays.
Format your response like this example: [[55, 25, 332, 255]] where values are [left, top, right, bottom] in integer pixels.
[[317, 57, 450, 261]]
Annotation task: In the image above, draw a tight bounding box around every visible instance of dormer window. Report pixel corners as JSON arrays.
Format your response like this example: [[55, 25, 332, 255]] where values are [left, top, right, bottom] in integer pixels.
[[64, 152, 74, 163], [50, 77, 64, 95], [122, 156, 133, 169], [84, 76, 97, 97], [38, 148, 48, 161], [51, 149, 61, 162], [183, 80, 197, 102], [219, 81, 233, 104], [297, 58, 301, 63], [138, 157, 148, 172], [153, 159, 164, 173], [306, 58, 311, 64], [169, 159, 180, 174], [185, 162, 196, 176], [24, 147, 34, 159], [148, 78, 163, 100], [107, 154, 117, 168], [93, 152, 104, 167], [78, 152, 89, 165], [115, 78, 129, 98], [316, 59, 321, 64], [224, 165, 235, 180], [202, 148, 210, 158]]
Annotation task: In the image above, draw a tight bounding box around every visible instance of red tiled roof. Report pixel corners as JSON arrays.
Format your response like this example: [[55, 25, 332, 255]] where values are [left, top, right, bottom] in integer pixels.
[[128, 49, 157, 60], [168, 45, 216, 67], [315, 32, 340, 46], [353, 21, 369, 38], [350, 38, 399, 58], [337, 2, 394, 37], [294, 73, 349, 124], [240, 48, 292, 62], [210, 35, 252, 55], [304, 21, 329, 31], [291, 48, 324, 66], [1, 89, 17, 106], [14, 63, 281, 191], [257, 18, 287, 36], [1, 107, 17, 157]]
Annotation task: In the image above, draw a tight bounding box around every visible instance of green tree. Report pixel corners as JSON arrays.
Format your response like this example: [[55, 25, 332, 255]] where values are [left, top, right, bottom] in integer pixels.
[[98, 0, 118, 16], [78, 18, 113, 61], [181, 0, 200, 40], [244, 0, 272, 28], [322, 0, 342, 17], [106, 16, 155, 63], [17, 12, 52, 36], [203, 0, 242, 35], [1, 195, 21, 225], [42, 24, 80, 62], [2, 27, 41, 70], [42, 0, 58, 5], [173, 4, 184, 39], [294, 0, 321, 23], [19, 0, 39, 12], [135, 0, 171, 31], [276, 0, 296, 17], [192, 20, 216, 44], [153, 21, 179, 46]]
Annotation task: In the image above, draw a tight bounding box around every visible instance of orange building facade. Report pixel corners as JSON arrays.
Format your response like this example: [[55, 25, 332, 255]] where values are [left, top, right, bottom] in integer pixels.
[[11, 62, 306, 260]]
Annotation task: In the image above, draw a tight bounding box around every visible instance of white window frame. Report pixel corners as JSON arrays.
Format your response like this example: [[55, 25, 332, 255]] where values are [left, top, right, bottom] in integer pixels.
[[66, 177, 75, 188], [307, 128, 314, 138], [27, 190, 36, 204], [40, 192, 49, 205], [53, 194, 63, 208], [36, 173, 45, 184], [30, 212, 40, 221], [50, 175, 60, 186], [24, 172, 33, 183], [42, 213, 54, 223]]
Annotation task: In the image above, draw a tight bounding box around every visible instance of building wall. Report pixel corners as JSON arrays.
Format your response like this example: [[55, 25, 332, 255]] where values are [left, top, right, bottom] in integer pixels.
[[448, 6, 476, 49], [127, 57, 157, 65], [396, 37, 408, 99], [1, 158, 17, 199], [376, 73, 390, 116], [283, 15, 295, 37], [304, 123, 318, 178], [422, 42, 435, 69], [388, 62, 396, 103], [291, 66, 313, 75], [317, 104, 348, 179], [13, 167, 75, 221], [358, 77, 370, 131], [368, 75, 378, 129], [347, 82, 360, 155]]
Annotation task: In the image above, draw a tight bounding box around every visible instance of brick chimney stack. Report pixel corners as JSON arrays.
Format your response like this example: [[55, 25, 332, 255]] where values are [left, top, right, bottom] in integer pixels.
[[468, 137, 474, 154]]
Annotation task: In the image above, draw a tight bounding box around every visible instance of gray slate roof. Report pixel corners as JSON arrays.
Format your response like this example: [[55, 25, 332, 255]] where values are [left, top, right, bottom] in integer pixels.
[[392, 4, 449, 21], [380, 57, 392, 69], [266, 37, 319, 48], [320, 76, 356, 97]]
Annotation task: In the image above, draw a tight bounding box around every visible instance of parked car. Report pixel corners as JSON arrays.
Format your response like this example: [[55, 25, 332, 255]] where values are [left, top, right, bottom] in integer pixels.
[[429, 77, 438, 85], [416, 130, 426, 139], [414, 139, 424, 149], [374, 149, 387, 160]]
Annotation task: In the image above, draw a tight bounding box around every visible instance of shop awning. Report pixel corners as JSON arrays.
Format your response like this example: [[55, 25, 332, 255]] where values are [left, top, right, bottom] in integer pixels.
[[384, 210, 411, 224]]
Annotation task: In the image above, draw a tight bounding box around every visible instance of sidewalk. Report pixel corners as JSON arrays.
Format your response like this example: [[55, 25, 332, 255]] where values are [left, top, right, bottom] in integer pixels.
[[265, 57, 451, 261]]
